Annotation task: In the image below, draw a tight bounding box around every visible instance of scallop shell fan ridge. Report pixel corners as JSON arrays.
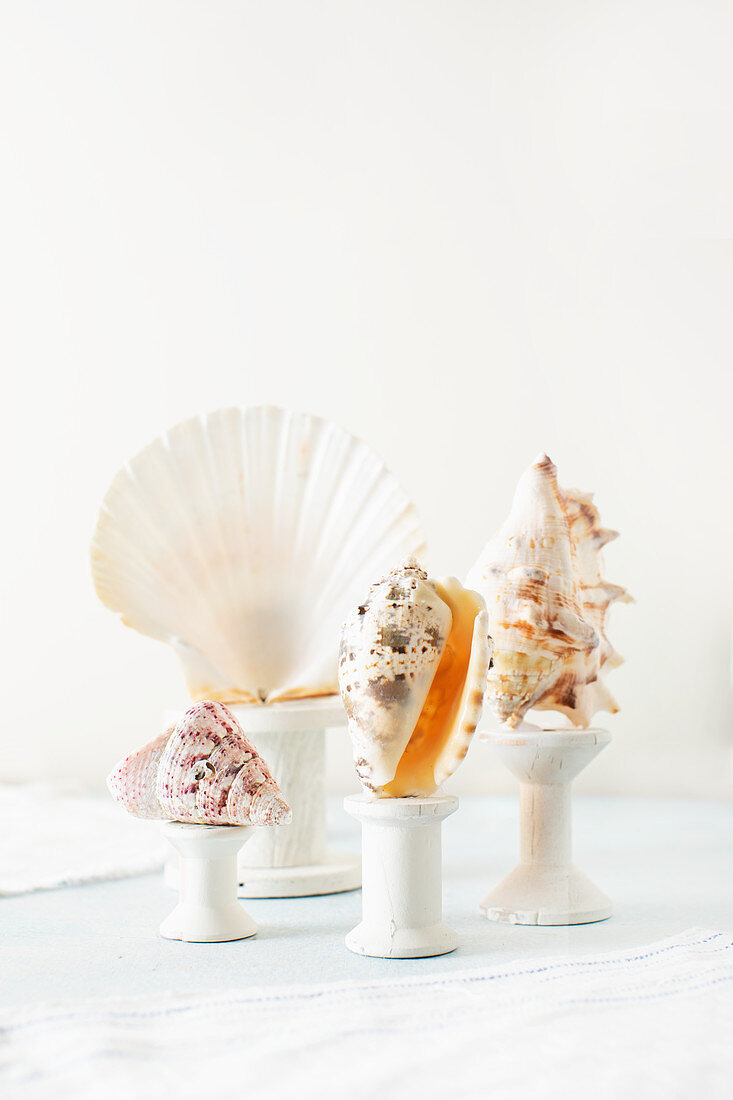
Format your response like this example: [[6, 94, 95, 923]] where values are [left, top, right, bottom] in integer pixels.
[[91, 406, 427, 704]]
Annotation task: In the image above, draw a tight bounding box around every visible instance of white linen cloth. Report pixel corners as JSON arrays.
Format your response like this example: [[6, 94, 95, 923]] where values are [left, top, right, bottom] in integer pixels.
[[1, 928, 731, 1100], [0, 783, 165, 895]]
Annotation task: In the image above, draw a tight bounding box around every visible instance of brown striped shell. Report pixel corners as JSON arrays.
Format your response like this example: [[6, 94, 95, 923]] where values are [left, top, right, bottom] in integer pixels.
[[467, 454, 632, 729], [107, 701, 291, 826], [339, 559, 490, 797]]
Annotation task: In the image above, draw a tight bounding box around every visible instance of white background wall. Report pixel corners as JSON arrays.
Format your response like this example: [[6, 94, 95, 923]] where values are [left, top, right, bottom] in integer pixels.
[[1, 1, 731, 798]]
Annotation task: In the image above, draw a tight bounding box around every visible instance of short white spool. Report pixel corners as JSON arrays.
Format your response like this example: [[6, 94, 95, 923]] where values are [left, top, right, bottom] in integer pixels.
[[481, 728, 613, 926], [344, 794, 459, 959], [160, 822, 258, 943], [164, 697, 361, 898]]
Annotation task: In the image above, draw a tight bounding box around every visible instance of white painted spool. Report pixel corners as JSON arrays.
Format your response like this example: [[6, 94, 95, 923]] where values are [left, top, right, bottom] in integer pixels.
[[164, 697, 361, 898], [344, 794, 459, 959], [160, 822, 258, 943], [481, 728, 612, 926]]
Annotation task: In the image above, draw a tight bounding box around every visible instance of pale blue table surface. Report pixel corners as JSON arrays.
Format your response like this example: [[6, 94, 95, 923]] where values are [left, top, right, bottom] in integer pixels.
[[2, 796, 732, 1008]]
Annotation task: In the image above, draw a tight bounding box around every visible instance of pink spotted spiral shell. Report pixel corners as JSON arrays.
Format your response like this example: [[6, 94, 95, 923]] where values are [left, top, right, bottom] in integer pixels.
[[107, 701, 291, 827]]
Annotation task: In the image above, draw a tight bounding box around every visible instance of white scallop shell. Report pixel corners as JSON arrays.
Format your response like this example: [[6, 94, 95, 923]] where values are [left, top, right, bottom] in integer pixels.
[[467, 454, 631, 729], [339, 559, 490, 797], [91, 407, 426, 704]]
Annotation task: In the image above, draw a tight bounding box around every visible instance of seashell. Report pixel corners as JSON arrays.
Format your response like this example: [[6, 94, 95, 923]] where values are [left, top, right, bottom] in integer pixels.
[[339, 559, 490, 797], [107, 700, 292, 826], [91, 406, 425, 705], [467, 454, 632, 729]]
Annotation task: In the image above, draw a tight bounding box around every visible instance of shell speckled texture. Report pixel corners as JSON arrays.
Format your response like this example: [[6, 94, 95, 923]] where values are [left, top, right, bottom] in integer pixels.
[[91, 406, 426, 705], [339, 559, 490, 797], [467, 454, 632, 729], [107, 701, 292, 826]]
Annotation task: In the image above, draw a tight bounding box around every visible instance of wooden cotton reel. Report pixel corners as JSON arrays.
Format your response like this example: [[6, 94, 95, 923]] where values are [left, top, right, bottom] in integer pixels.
[[344, 794, 459, 959], [160, 823, 258, 943], [480, 728, 612, 926]]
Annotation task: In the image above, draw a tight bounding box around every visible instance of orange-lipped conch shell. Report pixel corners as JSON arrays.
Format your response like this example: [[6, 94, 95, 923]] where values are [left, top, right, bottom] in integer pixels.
[[467, 454, 632, 730], [107, 701, 292, 826], [338, 559, 491, 797]]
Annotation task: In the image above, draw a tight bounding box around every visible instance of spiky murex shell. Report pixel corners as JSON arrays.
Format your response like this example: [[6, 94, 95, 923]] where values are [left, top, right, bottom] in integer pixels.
[[467, 455, 631, 729]]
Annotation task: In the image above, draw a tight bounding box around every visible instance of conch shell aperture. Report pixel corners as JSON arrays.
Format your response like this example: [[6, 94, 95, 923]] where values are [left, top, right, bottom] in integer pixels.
[[467, 454, 632, 730], [107, 701, 292, 826], [339, 559, 490, 797]]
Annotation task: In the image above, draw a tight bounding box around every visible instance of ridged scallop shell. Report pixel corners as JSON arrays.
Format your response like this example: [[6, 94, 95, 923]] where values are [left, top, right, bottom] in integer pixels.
[[467, 454, 631, 729], [107, 701, 292, 826], [339, 559, 490, 797], [91, 406, 426, 704]]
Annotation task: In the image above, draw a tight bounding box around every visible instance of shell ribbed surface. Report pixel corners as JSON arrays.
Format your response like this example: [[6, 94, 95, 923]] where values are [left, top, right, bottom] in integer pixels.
[[91, 406, 426, 704], [107, 701, 291, 826], [467, 454, 631, 729]]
